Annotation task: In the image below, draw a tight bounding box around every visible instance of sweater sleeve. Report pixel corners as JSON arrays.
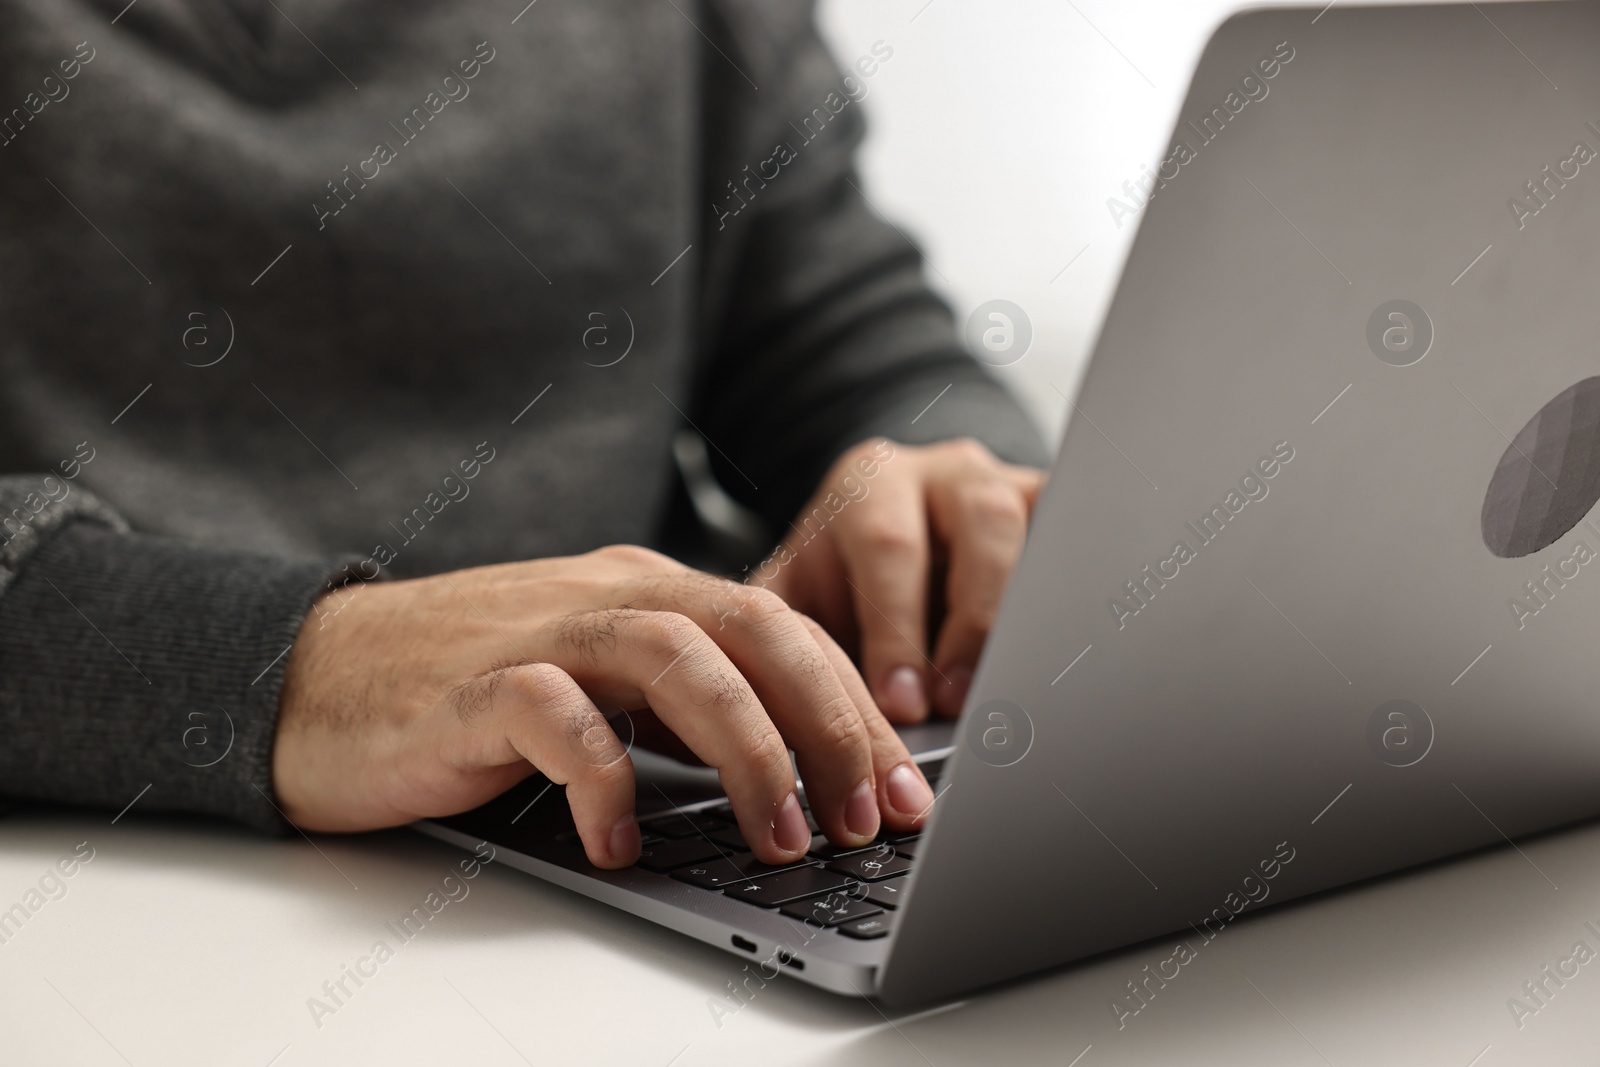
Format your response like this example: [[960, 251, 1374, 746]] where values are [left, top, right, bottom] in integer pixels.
[[0, 478, 355, 833], [689, 1, 1051, 531]]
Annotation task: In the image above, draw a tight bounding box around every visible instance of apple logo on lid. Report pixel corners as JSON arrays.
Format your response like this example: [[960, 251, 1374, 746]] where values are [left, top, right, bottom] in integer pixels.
[[1482, 377, 1600, 558]]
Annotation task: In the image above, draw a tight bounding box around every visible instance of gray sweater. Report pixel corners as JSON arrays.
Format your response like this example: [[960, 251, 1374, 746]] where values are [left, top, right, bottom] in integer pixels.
[[0, 0, 1046, 832]]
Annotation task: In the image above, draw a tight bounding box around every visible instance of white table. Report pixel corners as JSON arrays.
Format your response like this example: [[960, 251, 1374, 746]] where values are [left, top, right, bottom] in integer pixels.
[[2, 808, 1597, 1066]]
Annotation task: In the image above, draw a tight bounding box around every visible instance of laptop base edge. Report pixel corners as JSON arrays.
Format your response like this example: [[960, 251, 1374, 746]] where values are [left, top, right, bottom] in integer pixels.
[[413, 819, 883, 999]]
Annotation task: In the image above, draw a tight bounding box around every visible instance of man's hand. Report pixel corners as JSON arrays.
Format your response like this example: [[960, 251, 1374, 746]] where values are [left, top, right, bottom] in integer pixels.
[[271, 547, 934, 870], [757, 438, 1044, 723]]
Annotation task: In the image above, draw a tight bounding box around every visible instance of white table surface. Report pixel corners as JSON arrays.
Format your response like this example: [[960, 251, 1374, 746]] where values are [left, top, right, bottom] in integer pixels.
[[2, 808, 1597, 1066]]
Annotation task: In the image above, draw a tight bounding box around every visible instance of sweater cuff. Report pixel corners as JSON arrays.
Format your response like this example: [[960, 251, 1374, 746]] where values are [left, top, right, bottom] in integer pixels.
[[0, 474, 131, 594], [0, 522, 355, 834]]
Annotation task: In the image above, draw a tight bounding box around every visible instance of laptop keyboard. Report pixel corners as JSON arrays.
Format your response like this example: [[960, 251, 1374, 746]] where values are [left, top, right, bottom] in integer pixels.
[[561, 758, 943, 941]]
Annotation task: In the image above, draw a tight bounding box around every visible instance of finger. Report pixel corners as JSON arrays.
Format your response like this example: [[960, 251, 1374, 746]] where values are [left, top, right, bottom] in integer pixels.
[[623, 576, 880, 847], [451, 662, 640, 869], [749, 529, 860, 652], [544, 609, 812, 865], [927, 479, 1030, 717], [625, 706, 702, 766], [1007, 466, 1047, 511], [794, 613, 935, 831], [832, 473, 933, 724]]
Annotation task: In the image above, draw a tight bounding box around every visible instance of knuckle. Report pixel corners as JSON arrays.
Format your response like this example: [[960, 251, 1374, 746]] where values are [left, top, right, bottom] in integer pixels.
[[945, 436, 994, 464], [791, 634, 839, 691], [637, 610, 703, 657], [664, 570, 738, 604], [961, 485, 1028, 529], [858, 515, 919, 556], [564, 707, 629, 769], [507, 661, 575, 708], [831, 437, 895, 481], [551, 608, 642, 662], [739, 728, 793, 781], [621, 570, 720, 612], [450, 661, 579, 727], [1014, 465, 1046, 486], [731, 585, 791, 626], [576, 744, 635, 786], [811, 697, 867, 758], [689, 663, 755, 716], [447, 671, 502, 727], [791, 616, 853, 678], [595, 544, 674, 571], [767, 610, 846, 684]]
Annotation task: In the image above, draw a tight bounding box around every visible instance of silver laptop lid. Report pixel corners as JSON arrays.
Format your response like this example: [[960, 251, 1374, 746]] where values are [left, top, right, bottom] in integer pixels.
[[881, 0, 1600, 1005]]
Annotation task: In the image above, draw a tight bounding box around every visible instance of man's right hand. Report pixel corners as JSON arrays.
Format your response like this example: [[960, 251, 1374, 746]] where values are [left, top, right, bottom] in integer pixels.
[[270, 546, 936, 869]]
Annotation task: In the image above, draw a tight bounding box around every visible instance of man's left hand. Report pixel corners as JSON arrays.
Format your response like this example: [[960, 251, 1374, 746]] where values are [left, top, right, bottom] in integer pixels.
[[756, 438, 1044, 724]]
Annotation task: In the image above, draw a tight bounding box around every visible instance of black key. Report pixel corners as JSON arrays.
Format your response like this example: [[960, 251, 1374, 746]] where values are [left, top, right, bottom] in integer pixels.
[[555, 829, 664, 848], [708, 824, 750, 850], [779, 891, 883, 927], [724, 865, 856, 907], [709, 824, 833, 854], [825, 847, 913, 882], [634, 837, 735, 872], [639, 810, 728, 840], [837, 913, 894, 939], [861, 875, 910, 910], [671, 852, 806, 890], [918, 758, 945, 785], [808, 838, 882, 861], [662, 799, 831, 849], [885, 836, 919, 857]]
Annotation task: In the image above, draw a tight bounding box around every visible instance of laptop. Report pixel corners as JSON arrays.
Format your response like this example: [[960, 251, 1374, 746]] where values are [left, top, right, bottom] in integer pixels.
[[419, 0, 1600, 1006]]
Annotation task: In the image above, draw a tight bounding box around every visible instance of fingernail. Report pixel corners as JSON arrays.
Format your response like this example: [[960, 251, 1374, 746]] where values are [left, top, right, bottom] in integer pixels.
[[844, 778, 879, 840], [935, 666, 973, 716], [608, 813, 640, 863], [773, 793, 811, 855], [886, 763, 935, 820], [881, 665, 927, 720]]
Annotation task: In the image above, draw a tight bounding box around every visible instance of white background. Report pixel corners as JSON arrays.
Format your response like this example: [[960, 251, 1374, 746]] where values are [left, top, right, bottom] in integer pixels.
[[817, 0, 1253, 443]]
